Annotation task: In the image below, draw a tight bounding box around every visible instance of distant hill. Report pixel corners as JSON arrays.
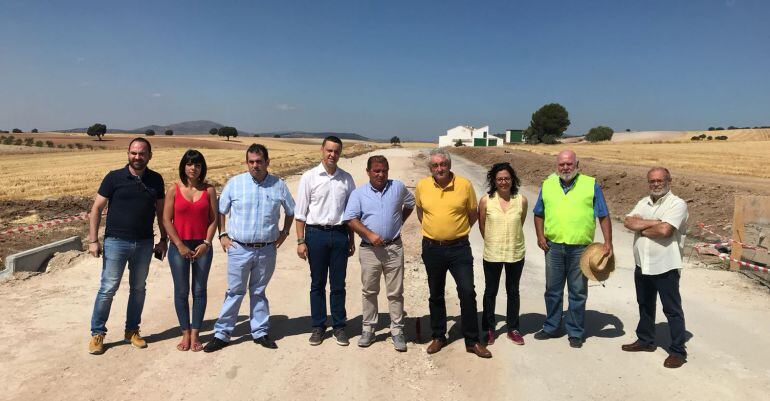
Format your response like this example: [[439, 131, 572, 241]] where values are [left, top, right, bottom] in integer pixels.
[[258, 131, 374, 141], [53, 121, 373, 140]]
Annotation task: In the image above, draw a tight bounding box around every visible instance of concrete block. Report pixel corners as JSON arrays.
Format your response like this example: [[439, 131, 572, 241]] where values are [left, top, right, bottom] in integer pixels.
[[1, 236, 82, 281]]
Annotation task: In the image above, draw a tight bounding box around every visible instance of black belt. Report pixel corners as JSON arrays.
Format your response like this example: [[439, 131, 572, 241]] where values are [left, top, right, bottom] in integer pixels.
[[234, 240, 273, 248], [361, 235, 402, 247], [422, 235, 468, 247], [307, 224, 346, 231]]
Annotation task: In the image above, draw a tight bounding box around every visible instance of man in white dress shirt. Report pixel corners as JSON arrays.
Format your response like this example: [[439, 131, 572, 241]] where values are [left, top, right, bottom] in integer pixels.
[[295, 136, 356, 346], [622, 167, 689, 369]]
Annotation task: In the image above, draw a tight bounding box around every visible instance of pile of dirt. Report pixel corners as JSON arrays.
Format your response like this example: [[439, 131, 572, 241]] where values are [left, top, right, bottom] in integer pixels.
[[450, 147, 770, 242]]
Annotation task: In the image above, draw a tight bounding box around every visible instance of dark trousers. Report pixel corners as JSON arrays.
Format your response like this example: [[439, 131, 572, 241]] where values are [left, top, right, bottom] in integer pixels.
[[421, 238, 480, 345], [634, 266, 687, 357], [481, 259, 524, 331], [306, 226, 349, 330]]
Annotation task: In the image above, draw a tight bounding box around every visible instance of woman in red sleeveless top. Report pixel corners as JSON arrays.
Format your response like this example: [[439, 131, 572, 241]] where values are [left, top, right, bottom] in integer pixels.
[[162, 150, 218, 352]]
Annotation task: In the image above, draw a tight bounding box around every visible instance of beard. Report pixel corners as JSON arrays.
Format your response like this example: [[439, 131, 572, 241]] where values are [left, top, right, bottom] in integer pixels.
[[558, 169, 578, 182], [650, 187, 670, 197]]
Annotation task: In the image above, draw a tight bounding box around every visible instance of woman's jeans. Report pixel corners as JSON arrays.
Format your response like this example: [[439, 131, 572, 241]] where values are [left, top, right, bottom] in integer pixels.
[[168, 240, 213, 330]]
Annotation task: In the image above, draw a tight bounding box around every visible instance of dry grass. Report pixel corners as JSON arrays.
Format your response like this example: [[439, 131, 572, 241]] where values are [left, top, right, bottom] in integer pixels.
[[511, 140, 770, 178], [0, 140, 381, 200]]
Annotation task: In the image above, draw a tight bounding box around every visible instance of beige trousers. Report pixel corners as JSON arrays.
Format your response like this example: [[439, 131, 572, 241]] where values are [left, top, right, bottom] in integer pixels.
[[359, 241, 405, 335]]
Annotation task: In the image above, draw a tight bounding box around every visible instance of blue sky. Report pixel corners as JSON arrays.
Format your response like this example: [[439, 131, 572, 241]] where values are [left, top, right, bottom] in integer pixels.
[[1, 0, 768, 140]]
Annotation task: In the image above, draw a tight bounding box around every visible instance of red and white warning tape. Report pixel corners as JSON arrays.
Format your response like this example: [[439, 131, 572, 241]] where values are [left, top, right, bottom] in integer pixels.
[[716, 253, 769, 273], [1, 212, 89, 236], [697, 223, 766, 253]]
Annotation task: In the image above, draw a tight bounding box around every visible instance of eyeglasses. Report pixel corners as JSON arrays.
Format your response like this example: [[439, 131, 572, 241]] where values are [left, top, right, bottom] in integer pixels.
[[647, 179, 668, 185]]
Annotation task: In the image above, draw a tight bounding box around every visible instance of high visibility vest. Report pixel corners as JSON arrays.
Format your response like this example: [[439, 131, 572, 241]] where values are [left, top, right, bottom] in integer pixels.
[[542, 173, 595, 245]]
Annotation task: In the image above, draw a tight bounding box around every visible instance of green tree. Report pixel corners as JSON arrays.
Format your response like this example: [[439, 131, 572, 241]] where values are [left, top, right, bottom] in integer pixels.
[[209, 128, 218, 135], [524, 103, 570, 144], [454, 139, 464, 147], [87, 123, 107, 141], [31, 128, 39, 133], [45, 140, 54, 147], [164, 129, 173, 136], [219, 126, 238, 141], [145, 129, 155, 136], [390, 136, 401, 146], [585, 126, 614, 142], [12, 128, 22, 133]]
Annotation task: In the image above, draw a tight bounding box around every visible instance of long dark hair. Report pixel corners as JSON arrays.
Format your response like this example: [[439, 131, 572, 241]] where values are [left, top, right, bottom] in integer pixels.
[[486, 162, 520, 197], [178, 149, 207, 185]]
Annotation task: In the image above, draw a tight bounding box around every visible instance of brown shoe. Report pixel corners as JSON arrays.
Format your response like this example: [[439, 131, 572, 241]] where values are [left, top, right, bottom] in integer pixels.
[[466, 342, 492, 359], [621, 340, 656, 352], [426, 338, 446, 354], [88, 334, 105, 355], [125, 329, 148, 349], [664, 354, 687, 368]]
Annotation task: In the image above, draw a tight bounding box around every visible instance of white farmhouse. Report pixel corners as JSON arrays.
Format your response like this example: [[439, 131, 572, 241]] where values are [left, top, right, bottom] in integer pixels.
[[438, 125, 502, 147]]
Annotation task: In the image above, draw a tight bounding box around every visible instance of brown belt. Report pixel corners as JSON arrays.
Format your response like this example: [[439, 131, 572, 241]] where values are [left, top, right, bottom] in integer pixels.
[[361, 235, 402, 247], [422, 235, 469, 247]]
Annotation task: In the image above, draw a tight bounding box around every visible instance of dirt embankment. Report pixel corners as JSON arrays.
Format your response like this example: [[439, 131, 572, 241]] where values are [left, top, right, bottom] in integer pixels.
[[449, 147, 770, 241]]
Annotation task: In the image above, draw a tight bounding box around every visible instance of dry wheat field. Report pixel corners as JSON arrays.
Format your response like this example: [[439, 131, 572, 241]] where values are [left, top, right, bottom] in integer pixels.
[[514, 140, 770, 179], [0, 136, 380, 201]]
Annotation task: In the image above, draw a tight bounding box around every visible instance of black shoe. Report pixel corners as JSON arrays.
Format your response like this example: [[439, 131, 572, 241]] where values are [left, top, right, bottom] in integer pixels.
[[568, 337, 584, 348], [333, 328, 349, 346], [203, 337, 229, 353], [309, 328, 325, 346], [254, 335, 278, 349], [533, 329, 558, 340]]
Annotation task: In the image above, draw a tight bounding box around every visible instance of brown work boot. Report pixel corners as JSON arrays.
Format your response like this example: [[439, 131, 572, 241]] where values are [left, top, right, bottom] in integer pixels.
[[426, 338, 446, 354], [125, 329, 148, 349], [664, 354, 687, 368], [89, 334, 105, 355]]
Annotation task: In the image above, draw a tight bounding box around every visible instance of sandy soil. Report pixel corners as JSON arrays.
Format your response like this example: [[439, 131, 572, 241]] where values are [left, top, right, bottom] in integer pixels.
[[1, 148, 769, 400]]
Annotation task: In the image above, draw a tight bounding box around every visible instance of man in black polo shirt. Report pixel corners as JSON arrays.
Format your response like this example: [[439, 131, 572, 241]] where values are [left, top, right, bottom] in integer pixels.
[[87, 137, 167, 355]]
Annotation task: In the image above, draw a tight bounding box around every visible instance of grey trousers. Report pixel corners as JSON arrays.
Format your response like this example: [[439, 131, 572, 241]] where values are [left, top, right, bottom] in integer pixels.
[[359, 241, 405, 335]]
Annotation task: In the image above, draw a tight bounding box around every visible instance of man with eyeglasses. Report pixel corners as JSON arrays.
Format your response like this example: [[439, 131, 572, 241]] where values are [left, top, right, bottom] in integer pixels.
[[414, 148, 491, 358], [622, 167, 689, 368], [533, 149, 613, 349], [87, 137, 167, 355]]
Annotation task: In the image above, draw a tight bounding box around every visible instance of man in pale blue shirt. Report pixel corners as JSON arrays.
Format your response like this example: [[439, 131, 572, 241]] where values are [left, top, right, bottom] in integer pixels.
[[204, 144, 295, 352], [344, 155, 414, 351]]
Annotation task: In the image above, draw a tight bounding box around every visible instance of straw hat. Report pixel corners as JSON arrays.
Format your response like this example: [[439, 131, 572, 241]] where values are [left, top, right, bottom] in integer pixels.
[[580, 242, 615, 282]]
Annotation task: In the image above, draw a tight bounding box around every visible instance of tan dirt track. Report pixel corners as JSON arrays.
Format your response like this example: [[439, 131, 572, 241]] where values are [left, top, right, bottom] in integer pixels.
[[1, 148, 769, 400]]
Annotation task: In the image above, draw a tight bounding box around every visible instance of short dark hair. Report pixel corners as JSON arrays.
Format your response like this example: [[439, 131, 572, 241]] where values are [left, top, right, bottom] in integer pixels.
[[128, 137, 152, 153], [178, 149, 207, 185], [322, 135, 343, 148], [246, 143, 269, 160], [366, 155, 389, 170], [486, 162, 520, 197]]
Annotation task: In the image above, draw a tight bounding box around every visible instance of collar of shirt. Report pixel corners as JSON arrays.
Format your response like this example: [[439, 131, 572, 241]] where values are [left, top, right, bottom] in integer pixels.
[[559, 173, 580, 192], [251, 173, 274, 186], [123, 164, 147, 179], [431, 174, 455, 190], [315, 162, 342, 178], [367, 180, 392, 195]]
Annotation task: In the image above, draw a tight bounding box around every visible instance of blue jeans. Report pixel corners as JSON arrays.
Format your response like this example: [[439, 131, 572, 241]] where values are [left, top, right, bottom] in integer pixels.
[[90, 237, 154, 335], [213, 242, 276, 341], [168, 240, 213, 331], [306, 226, 349, 329], [543, 242, 588, 339]]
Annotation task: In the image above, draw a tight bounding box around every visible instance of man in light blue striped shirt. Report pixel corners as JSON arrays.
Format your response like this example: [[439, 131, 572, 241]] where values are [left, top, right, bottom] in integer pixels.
[[204, 144, 295, 352]]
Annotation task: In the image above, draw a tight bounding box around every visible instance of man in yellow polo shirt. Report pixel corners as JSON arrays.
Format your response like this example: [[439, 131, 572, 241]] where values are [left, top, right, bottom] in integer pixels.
[[415, 148, 491, 359]]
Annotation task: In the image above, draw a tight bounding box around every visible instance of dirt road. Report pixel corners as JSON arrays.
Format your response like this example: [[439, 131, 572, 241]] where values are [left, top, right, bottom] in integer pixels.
[[1, 148, 768, 400]]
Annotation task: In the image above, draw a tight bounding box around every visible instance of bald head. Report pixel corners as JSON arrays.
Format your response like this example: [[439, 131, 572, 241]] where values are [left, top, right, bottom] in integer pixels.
[[556, 149, 579, 182]]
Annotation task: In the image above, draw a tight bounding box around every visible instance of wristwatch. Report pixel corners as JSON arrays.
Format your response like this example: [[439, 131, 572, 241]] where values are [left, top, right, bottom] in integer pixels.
[[297, 237, 305, 245], [218, 232, 229, 239], [203, 240, 212, 247]]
